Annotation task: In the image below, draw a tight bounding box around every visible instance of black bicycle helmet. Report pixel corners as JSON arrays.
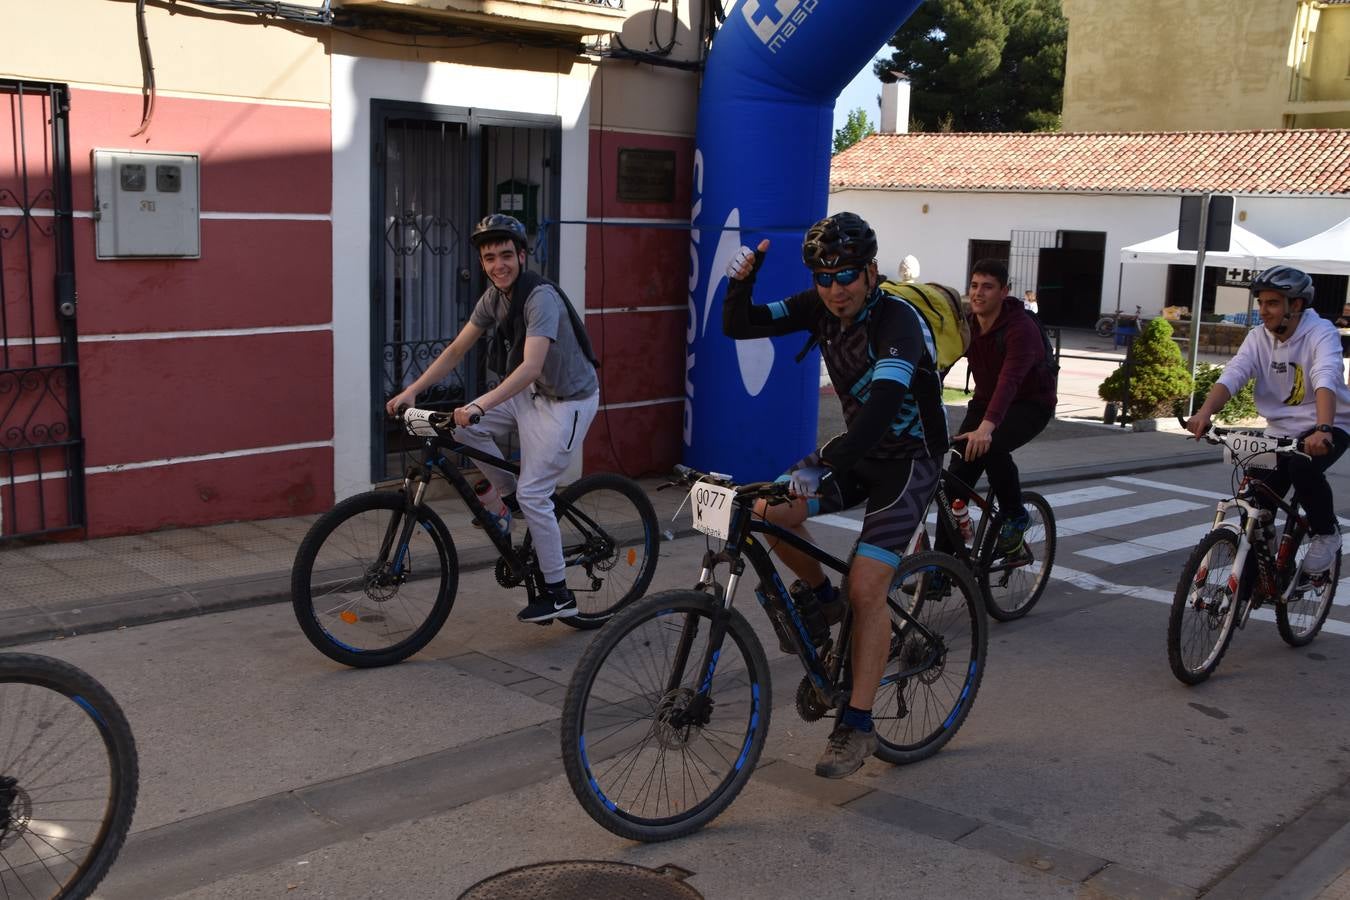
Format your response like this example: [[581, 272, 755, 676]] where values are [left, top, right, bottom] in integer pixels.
[[471, 213, 528, 250], [801, 212, 877, 269], [1250, 264, 1315, 307]]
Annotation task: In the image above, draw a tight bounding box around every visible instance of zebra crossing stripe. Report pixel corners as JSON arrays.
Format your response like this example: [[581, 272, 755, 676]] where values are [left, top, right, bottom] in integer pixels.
[[1051, 564, 1350, 636], [1057, 499, 1206, 537], [1108, 476, 1228, 501], [1039, 485, 1134, 507], [1075, 523, 1215, 564]]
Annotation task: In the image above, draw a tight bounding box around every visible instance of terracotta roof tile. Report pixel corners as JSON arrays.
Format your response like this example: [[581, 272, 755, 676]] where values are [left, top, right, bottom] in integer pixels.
[[830, 130, 1350, 195]]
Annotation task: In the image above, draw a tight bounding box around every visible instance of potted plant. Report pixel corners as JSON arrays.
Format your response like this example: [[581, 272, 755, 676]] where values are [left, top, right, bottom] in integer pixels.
[[1098, 317, 1194, 429]]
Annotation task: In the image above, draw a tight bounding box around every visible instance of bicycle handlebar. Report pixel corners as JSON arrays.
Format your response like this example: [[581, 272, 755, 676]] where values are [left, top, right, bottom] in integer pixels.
[[397, 405, 480, 438], [1177, 415, 1306, 456], [667, 464, 791, 501]]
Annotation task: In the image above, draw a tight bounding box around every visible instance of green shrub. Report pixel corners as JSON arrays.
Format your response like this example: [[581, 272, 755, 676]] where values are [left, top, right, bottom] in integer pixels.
[[1191, 363, 1257, 423], [1098, 318, 1195, 420]]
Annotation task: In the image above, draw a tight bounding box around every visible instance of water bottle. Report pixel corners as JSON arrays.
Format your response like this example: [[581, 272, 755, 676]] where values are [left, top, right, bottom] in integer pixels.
[[472, 478, 510, 534], [952, 499, 973, 544]]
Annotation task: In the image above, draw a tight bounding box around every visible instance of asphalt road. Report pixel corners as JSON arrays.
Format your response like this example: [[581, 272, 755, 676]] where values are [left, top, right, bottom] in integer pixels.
[[22, 462, 1350, 899]]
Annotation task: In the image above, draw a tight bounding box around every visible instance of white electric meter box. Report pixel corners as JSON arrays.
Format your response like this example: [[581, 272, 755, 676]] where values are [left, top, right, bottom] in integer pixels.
[[92, 149, 200, 259]]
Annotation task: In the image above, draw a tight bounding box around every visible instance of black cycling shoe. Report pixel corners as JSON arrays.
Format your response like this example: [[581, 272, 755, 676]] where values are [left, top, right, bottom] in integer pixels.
[[518, 585, 579, 624]]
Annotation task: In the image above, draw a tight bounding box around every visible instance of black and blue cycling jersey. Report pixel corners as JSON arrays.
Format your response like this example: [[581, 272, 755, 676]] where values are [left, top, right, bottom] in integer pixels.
[[723, 280, 949, 470]]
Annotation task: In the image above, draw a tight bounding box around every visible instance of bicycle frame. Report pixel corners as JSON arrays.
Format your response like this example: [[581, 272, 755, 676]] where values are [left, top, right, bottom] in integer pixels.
[[921, 459, 1023, 585], [1210, 476, 1310, 618], [670, 492, 942, 725], [390, 433, 613, 590]]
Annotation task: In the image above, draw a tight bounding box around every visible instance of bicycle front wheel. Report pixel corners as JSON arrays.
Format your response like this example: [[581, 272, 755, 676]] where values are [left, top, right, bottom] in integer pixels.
[[292, 491, 457, 668], [874, 551, 988, 765], [1167, 528, 1241, 684], [1277, 536, 1339, 647], [981, 492, 1056, 622], [547, 473, 660, 630], [0, 653, 139, 900], [1094, 316, 1115, 338], [561, 589, 770, 842]]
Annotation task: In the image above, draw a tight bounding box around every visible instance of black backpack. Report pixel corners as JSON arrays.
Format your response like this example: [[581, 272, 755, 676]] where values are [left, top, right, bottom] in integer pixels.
[[489, 269, 600, 376], [994, 306, 1059, 387]]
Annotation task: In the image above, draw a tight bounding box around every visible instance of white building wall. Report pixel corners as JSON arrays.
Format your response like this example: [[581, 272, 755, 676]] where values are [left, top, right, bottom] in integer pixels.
[[330, 52, 594, 499], [830, 188, 1350, 320]]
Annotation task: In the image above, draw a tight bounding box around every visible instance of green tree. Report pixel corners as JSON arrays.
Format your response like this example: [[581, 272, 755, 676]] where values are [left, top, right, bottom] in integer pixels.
[[833, 107, 875, 155], [874, 0, 1066, 133], [1098, 318, 1195, 421]]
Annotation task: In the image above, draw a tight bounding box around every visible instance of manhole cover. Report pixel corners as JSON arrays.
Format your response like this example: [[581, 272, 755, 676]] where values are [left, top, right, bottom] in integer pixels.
[[460, 861, 701, 900]]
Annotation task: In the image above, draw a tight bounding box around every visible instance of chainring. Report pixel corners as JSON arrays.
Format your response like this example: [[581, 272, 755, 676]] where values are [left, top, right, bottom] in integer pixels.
[[494, 557, 522, 589], [795, 675, 830, 722]]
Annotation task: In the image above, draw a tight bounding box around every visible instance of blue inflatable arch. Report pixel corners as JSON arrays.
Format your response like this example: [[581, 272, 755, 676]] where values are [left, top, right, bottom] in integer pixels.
[[684, 0, 923, 479]]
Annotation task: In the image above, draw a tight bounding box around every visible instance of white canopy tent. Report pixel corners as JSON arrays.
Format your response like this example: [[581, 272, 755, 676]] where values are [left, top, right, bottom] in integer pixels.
[[1119, 223, 1280, 268], [1261, 217, 1350, 276]]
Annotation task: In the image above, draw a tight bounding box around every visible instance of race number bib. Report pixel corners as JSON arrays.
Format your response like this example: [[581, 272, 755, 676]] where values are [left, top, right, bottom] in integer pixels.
[[689, 483, 737, 540], [1224, 432, 1277, 469]]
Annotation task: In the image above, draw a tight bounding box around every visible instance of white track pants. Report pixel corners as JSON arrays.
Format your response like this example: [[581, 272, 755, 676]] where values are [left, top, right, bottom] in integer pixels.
[[454, 390, 599, 582]]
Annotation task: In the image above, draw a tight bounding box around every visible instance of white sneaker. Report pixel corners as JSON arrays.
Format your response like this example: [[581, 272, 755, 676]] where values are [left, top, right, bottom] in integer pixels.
[[1302, 532, 1340, 576]]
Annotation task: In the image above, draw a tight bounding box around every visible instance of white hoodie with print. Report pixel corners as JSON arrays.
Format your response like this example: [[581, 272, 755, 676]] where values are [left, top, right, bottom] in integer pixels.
[[1216, 308, 1350, 438]]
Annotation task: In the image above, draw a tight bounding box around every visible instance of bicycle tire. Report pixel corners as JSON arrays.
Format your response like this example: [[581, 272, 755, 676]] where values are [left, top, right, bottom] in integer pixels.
[[520, 473, 659, 631], [561, 589, 770, 842], [0, 653, 139, 900], [1167, 528, 1242, 684], [1094, 316, 1115, 338], [292, 490, 457, 668], [1276, 531, 1339, 647], [873, 551, 988, 765], [980, 492, 1056, 622]]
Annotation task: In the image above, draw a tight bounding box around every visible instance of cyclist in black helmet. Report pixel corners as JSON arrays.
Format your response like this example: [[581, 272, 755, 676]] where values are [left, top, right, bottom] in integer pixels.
[[1188, 264, 1350, 586], [723, 211, 947, 779], [387, 214, 600, 623]]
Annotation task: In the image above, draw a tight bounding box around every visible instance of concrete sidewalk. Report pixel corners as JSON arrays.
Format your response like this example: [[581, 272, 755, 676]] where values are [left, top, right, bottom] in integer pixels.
[[0, 408, 1216, 648]]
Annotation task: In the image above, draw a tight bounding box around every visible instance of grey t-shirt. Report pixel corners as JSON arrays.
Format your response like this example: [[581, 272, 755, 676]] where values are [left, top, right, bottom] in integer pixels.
[[470, 281, 599, 401]]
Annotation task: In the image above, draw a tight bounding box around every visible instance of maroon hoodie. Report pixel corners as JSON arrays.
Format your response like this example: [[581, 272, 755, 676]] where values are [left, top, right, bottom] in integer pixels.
[[966, 296, 1058, 426]]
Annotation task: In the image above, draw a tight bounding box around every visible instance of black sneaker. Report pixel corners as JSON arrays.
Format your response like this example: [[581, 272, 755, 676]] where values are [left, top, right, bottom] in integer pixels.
[[518, 585, 579, 623]]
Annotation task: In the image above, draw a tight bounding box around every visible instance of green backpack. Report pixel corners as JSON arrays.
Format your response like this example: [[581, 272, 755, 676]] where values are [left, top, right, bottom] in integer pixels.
[[878, 280, 971, 375]]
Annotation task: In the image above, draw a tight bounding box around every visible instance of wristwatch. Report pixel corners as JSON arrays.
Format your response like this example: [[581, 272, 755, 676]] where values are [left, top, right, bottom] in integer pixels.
[[1314, 424, 1333, 433]]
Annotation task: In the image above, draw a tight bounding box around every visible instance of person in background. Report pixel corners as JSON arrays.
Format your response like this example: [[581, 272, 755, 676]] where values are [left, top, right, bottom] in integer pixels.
[[897, 254, 921, 284]]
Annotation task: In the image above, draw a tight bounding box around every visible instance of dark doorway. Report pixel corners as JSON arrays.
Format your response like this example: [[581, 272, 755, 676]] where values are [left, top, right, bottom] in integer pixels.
[[1035, 231, 1106, 328], [967, 239, 1010, 289], [370, 102, 560, 481], [1164, 265, 1220, 315]]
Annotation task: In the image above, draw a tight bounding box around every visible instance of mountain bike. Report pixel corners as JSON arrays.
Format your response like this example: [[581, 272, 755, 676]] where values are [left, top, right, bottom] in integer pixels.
[[1094, 304, 1143, 338], [560, 465, 987, 842], [292, 407, 660, 668], [1167, 420, 1340, 685], [909, 446, 1057, 622], [0, 652, 139, 899]]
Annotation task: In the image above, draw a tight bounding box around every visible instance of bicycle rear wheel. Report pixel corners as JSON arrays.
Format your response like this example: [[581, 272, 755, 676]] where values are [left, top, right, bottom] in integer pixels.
[[1277, 528, 1339, 646], [538, 473, 659, 630], [980, 492, 1056, 622], [873, 551, 987, 765], [292, 490, 458, 667], [0, 653, 138, 900], [1167, 528, 1241, 684], [561, 589, 769, 842]]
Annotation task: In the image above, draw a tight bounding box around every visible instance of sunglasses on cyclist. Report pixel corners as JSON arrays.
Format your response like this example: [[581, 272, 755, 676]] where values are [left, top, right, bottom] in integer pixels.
[[813, 267, 864, 288]]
